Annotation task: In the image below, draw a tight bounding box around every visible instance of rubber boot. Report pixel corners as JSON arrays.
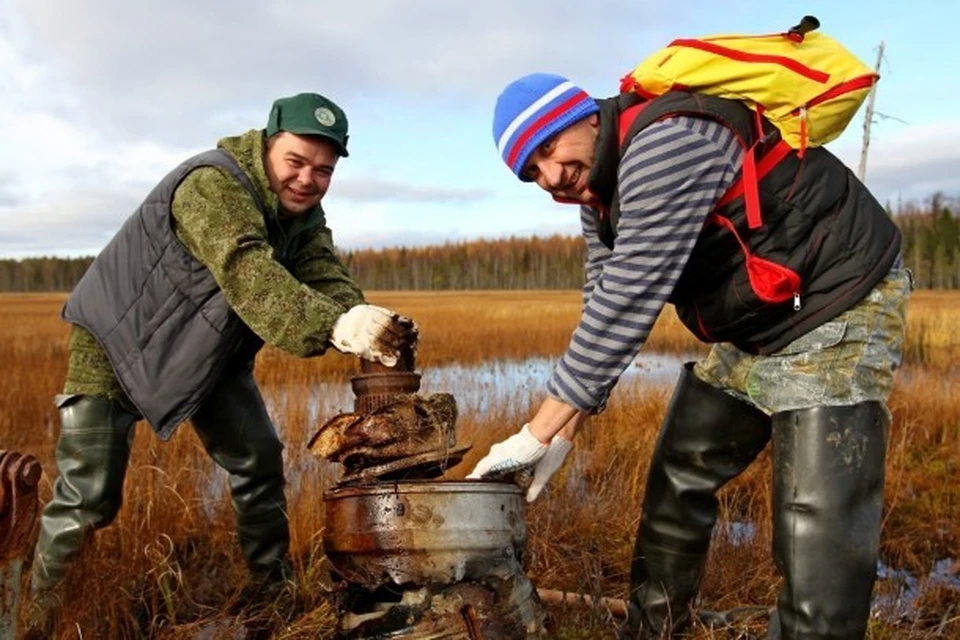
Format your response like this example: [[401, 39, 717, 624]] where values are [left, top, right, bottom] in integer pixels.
[[770, 402, 889, 640], [190, 366, 290, 587], [620, 363, 772, 639], [26, 395, 137, 635]]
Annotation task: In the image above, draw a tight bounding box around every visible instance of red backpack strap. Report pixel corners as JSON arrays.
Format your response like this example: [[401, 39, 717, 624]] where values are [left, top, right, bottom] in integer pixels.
[[721, 106, 796, 230], [620, 98, 791, 231], [742, 145, 762, 229], [741, 106, 767, 230], [618, 101, 651, 148], [716, 138, 793, 212]]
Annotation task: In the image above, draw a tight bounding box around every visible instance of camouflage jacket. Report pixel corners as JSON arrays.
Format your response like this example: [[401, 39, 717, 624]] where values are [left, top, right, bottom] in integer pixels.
[[65, 129, 365, 402]]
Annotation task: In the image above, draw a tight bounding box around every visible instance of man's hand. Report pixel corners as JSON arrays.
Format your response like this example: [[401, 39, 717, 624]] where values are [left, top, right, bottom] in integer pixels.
[[525, 435, 573, 502], [330, 304, 419, 366], [467, 424, 549, 479]]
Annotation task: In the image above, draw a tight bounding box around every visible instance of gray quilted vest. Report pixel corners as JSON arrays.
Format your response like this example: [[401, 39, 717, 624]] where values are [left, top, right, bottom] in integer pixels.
[[63, 149, 265, 439]]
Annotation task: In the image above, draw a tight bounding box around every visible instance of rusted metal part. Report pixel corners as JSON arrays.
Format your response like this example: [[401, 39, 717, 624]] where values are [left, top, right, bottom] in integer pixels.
[[340, 445, 472, 485], [0, 450, 42, 560], [324, 481, 527, 589], [309, 392, 467, 482], [311, 347, 473, 482], [352, 371, 422, 414], [320, 354, 546, 637], [461, 603, 483, 640], [0, 450, 43, 639], [338, 579, 544, 639], [354, 347, 419, 417]]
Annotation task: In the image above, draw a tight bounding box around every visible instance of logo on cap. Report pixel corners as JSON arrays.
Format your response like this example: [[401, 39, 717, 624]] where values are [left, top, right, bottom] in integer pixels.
[[314, 107, 336, 127]]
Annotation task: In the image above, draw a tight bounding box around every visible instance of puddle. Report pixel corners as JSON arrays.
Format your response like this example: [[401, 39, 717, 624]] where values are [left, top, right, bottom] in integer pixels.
[[713, 519, 959, 621], [263, 352, 689, 426], [874, 557, 960, 620], [263, 353, 689, 508], [716, 520, 758, 546], [418, 352, 686, 416]]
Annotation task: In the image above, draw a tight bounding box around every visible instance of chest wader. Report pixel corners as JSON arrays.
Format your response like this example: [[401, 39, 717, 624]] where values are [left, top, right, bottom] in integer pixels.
[[620, 365, 890, 640], [27, 395, 138, 635], [767, 402, 888, 640], [188, 364, 290, 584], [620, 363, 772, 639]]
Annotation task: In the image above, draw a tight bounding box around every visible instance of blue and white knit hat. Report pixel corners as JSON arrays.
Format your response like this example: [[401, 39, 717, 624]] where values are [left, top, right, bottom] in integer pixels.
[[492, 73, 599, 180]]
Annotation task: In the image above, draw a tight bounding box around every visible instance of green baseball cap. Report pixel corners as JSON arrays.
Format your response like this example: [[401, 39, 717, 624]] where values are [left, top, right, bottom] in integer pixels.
[[266, 92, 350, 157]]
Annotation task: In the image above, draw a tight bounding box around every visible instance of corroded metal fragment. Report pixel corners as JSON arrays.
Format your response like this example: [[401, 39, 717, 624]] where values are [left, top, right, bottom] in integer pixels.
[[338, 574, 547, 639], [309, 393, 467, 481], [324, 481, 527, 590], [0, 450, 43, 639], [0, 450, 42, 561]]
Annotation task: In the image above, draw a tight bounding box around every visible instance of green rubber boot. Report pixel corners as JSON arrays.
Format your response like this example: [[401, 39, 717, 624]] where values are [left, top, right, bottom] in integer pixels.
[[189, 367, 290, 587], [27, 394, 137, 635]]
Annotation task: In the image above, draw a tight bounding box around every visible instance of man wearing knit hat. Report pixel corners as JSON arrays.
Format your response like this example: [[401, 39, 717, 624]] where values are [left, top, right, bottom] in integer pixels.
[[24, 92, 419, 636], [469, 72, 911, 639]]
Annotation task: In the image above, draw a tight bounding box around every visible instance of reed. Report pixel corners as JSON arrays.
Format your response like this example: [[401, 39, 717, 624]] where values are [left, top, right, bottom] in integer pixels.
[[0, 291, 957, 638]]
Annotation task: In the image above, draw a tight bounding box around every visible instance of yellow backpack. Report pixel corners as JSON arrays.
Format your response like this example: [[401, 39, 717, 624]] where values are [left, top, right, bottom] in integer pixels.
[[619, 16, 877, 154]]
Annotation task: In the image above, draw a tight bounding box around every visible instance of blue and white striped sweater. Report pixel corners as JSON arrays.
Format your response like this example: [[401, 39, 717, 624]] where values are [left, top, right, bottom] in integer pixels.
[[547, 116, 744, 412]]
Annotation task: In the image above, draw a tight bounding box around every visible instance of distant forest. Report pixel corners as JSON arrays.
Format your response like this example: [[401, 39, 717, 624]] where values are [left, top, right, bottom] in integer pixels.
[[2, 194, 958, 292]]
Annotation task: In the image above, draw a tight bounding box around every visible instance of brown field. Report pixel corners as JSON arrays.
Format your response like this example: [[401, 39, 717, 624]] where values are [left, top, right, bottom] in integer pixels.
[[1, 291, 958, 638]]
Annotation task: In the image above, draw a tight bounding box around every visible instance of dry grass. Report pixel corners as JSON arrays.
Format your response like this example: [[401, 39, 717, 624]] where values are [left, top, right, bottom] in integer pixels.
[[0, 291, 958, 638]]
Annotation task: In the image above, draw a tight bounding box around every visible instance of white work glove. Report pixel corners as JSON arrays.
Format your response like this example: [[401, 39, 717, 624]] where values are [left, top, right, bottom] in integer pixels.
[[525, 435, 574, 503], [467, 424, 549, 479], [330, 304, 419, 367]]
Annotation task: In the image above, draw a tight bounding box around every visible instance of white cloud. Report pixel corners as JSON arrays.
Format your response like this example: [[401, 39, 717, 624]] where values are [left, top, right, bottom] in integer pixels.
[[12, 0, 672, 111], [0, 174, 19, 207], [2, 1, 959, 259], [833, 121, 960, 205], [0, 187, 143, 257], [333, 178, 492, 204]]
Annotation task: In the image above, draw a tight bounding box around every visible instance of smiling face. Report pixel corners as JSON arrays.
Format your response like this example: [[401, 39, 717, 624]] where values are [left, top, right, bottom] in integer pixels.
[[520, 113, 600, 204], [264, 132, 340, 216]]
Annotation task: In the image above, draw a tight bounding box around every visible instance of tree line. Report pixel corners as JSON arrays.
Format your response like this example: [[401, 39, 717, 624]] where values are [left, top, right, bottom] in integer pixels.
[[896, 193, 960, 289], [2, 196, 957, 292], [341, 235, 586, 290]]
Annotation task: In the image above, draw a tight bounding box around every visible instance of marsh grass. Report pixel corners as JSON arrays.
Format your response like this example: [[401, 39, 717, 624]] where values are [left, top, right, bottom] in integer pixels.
[[0, 291, 957, 638]]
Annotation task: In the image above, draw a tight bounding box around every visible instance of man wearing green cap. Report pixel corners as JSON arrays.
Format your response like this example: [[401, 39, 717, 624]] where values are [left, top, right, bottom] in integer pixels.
[[24, 92, 418, 635]]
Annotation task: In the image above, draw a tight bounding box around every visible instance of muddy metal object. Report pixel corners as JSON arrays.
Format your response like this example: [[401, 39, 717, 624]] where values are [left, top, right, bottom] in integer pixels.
[[353, 357, 422, 414], [316, 353, 544, 637], [309, 392, 467, 484], [325, 481, 546, 638], [353, 347, 419, 413], [309, 351, 471, 483], [0, 450, 43, 639], [338, 579, 543, 639], [324, 481, 527, 587]]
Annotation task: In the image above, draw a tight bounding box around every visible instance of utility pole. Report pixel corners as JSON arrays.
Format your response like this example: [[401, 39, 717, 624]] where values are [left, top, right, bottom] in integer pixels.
[[858, 41, 885, 183]]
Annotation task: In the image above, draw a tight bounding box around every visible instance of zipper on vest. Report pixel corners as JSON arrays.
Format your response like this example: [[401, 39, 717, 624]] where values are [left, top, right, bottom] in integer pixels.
[[793, 292, 801, 311]]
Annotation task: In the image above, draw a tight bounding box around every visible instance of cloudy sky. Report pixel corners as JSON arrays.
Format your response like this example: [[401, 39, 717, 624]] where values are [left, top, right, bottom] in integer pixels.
[[2, 0, 958, 258]]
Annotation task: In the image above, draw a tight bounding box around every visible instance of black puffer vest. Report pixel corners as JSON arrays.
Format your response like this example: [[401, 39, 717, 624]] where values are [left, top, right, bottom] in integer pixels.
[[587, 91, 900, 354], [63, 150, 266, 439]]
